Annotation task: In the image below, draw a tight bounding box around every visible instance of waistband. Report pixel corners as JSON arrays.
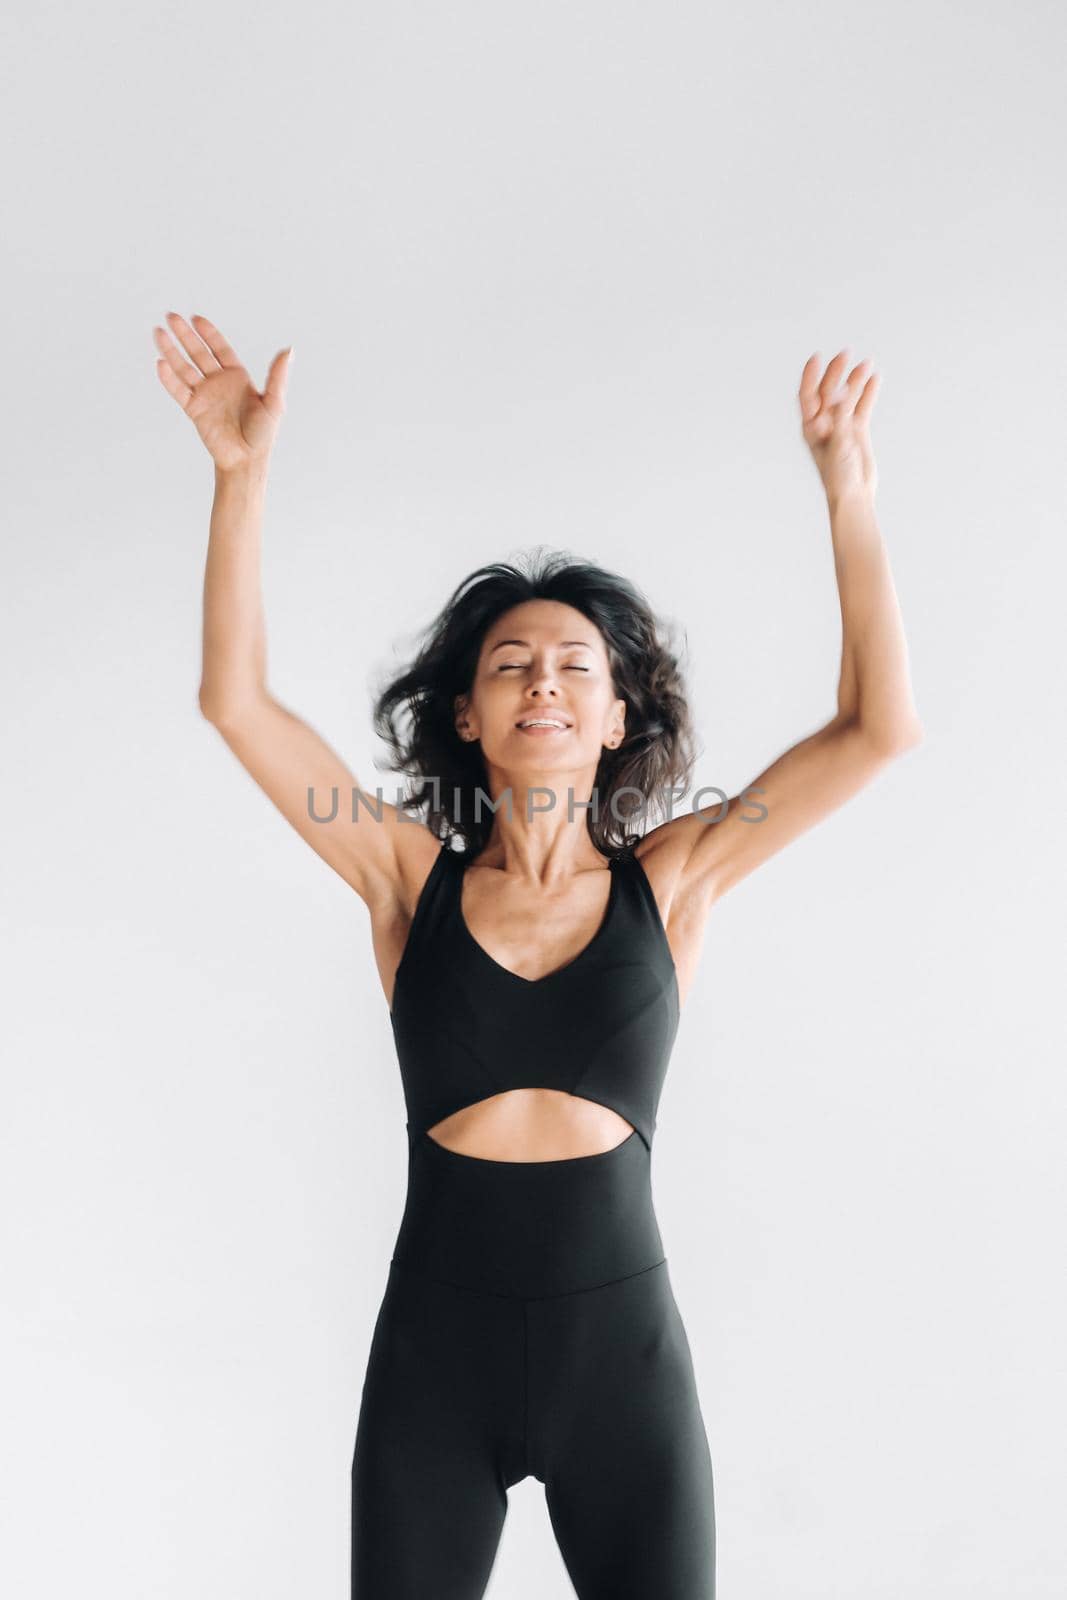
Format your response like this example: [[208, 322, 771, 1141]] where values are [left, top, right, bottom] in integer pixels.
[[389, 1126, 665, 1299]]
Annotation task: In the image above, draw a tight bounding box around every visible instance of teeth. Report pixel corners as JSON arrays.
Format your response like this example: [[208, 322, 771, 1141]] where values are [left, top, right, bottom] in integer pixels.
[[520, 720, 566, 728]]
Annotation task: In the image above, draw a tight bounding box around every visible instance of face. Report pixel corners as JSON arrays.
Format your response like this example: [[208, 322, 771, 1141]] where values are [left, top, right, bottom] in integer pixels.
[[454, 600, 626, 773]]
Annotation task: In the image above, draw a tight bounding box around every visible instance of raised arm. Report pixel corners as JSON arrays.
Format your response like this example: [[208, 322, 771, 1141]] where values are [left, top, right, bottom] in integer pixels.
[[648, 348, 924, 932], [154, 311, 431, 911]]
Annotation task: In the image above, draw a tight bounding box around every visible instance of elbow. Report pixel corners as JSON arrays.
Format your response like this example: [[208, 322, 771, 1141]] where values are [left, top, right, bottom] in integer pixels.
[[198, 685, 240, 727], [198, 686, 223, 724], [861, 716, 925, 758], [199, 683, 266, 729]]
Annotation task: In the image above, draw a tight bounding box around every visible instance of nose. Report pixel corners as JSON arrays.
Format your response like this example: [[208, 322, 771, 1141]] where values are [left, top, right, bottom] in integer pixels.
[[523, 661, 561, 697]]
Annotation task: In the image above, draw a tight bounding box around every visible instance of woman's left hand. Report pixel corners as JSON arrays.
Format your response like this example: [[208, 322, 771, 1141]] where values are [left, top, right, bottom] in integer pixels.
[[798, 349, 880, 503]]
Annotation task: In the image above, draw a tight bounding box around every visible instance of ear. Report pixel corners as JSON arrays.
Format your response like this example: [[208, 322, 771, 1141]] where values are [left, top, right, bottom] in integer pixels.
[[606, 698, 627, 749], [453, 693, 475, 741]]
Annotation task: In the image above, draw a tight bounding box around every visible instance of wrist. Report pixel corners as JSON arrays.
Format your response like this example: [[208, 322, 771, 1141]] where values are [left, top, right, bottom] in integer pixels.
[[826, 481, 876, 515], [214, 458, 270, 492]]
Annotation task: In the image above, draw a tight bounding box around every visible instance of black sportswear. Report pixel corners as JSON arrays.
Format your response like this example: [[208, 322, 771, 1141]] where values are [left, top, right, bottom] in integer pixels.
[[350, 840, 716, 1597]]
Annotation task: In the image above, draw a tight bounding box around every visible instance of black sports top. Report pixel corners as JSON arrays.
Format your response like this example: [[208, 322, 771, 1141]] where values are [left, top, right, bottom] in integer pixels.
[[389, 841, 680, 1151]]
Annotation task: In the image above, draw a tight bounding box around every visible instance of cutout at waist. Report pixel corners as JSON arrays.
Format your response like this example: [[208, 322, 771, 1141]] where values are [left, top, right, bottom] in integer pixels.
[[422, 1126, 642, 1168], [423, 1086, 638, 1163]]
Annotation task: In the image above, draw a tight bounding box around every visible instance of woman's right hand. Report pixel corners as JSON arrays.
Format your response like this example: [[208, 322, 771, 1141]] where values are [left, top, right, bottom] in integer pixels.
[[153, 312, 293, 474]]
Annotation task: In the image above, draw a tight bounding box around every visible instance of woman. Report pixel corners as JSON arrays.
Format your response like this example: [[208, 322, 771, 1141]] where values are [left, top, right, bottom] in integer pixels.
[[154, 313, 923, 1599]]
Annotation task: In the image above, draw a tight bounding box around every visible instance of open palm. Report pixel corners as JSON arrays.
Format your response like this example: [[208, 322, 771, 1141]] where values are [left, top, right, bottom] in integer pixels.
[[153, 312, 292, 473], [798, 348, 880, 502]]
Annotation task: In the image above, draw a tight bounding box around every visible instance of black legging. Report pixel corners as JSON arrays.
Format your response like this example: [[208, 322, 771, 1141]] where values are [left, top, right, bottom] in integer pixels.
[[351, 1125, 716, 1597]]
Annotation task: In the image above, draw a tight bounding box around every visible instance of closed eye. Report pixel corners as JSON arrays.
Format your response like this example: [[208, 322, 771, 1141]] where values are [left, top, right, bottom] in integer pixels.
[[497, 664, 590, 672]]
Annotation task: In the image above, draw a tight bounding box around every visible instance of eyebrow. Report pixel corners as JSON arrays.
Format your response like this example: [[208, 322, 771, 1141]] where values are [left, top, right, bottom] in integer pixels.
[[488, 638, 594, 653]]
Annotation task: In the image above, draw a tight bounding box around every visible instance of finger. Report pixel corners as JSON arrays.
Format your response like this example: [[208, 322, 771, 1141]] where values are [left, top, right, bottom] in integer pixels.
[[261, 346, 293, 413], [798, 352, 824, 421], [853, 370, 881, 424], [154, 355, 194, 410], [154, 319, 208, 391], [818, 347, 852, 407], [835, 358, 873, 417], [188, 313, 244, 370], [164, 311, 222, 374]]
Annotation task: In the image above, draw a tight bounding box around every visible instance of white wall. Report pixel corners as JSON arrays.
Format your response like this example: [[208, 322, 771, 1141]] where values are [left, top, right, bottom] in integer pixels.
[[2, 2, 1064, 1596]]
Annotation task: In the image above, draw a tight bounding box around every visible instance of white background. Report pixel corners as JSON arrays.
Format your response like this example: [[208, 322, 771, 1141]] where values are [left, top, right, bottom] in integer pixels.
[[3, 2, 1065, 1595]]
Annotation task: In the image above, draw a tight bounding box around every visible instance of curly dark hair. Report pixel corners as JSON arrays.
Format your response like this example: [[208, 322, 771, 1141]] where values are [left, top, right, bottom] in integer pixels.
[[369, 547, 699, 858]]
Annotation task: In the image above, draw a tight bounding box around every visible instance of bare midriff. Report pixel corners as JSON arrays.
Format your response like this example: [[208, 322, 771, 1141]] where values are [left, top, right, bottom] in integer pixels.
[[424, 1088, 635, 1162]]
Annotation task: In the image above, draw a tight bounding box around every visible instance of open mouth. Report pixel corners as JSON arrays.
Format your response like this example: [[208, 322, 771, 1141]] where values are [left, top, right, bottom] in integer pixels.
[[515, 717, 572, 732]]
